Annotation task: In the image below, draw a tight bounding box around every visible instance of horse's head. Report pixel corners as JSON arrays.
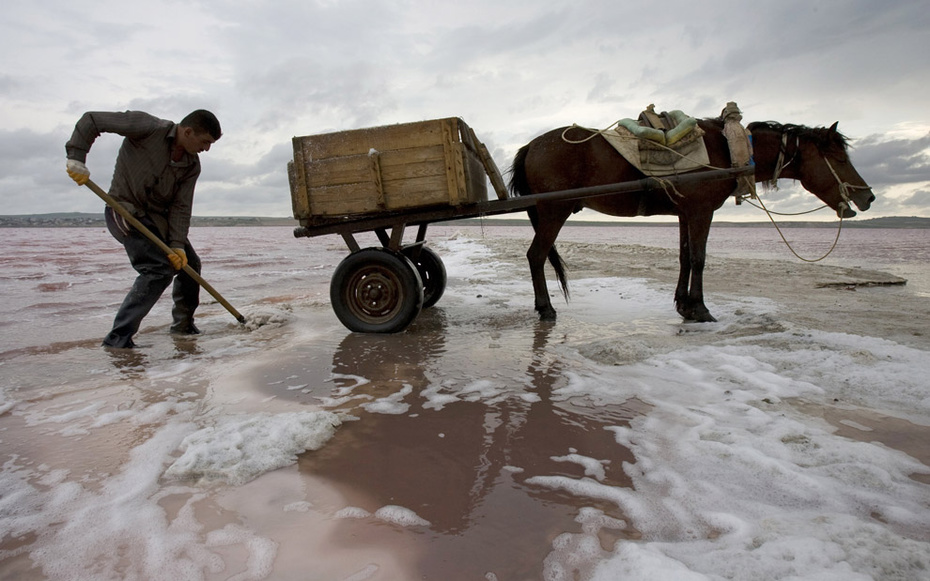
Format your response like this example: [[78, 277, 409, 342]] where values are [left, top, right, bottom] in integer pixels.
[[767, 122, 874, 218]]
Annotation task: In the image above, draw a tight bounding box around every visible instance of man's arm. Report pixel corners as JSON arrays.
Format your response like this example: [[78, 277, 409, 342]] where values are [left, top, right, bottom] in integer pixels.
[[65, 111, 163, 162]]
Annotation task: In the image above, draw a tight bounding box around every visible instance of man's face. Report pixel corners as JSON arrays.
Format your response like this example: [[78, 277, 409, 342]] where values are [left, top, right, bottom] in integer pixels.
[[179, 127, 217, 155]]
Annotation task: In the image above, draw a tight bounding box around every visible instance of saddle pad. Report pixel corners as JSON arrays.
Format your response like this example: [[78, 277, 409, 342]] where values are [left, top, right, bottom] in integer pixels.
[[601, 125, 710, 176]]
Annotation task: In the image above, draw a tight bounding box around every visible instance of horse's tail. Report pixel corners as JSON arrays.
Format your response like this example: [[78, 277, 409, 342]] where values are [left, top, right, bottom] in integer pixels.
[[508, 144, 532, 199], [547, 239, 570, 302], [509, 144, 570, 301]]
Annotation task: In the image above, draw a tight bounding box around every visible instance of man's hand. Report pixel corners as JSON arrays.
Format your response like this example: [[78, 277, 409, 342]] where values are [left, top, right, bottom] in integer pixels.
[[66, 160, 90, 185], [168, 248, 188, 271]]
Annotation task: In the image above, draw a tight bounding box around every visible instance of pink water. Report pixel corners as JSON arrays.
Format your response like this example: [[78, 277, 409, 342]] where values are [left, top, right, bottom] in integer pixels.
[[2, 224, 929, 580], [2, 224, 928, 354]]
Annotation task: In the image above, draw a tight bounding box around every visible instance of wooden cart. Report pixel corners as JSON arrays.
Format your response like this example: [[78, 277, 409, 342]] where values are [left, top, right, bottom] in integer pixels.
[[289, 117, 752, 333]]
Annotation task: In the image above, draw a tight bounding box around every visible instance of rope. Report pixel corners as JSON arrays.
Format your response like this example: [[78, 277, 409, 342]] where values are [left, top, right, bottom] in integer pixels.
[[562, 123, 730, 172], [649, 176, 685, 205], [740, 198, 828, 216], [560, 123, 612, 144], [753, 195, 844, 262]]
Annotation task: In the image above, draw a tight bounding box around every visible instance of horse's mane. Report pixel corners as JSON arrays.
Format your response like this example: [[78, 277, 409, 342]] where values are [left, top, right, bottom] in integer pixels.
[[746, 120, 850, 154]]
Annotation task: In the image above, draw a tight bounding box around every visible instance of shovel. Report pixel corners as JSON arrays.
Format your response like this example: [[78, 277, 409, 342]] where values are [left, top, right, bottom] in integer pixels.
[[84, 179, 247, 324]]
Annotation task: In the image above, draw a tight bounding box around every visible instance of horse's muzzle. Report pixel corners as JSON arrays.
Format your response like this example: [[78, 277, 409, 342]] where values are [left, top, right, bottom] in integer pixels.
[[852, 188, 875, 212], [839, 187, 874, 217]]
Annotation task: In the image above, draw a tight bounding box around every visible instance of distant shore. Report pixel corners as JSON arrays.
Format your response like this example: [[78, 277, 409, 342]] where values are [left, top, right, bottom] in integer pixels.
[[1, 213, 928, 229]]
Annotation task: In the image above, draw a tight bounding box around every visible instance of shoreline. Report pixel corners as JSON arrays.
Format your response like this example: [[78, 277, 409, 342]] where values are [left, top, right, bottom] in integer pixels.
[[2, 215, 929, 229]]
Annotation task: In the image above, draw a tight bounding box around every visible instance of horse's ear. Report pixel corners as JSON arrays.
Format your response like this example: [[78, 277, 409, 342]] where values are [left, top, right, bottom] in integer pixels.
[[829, 121, 839, 133]]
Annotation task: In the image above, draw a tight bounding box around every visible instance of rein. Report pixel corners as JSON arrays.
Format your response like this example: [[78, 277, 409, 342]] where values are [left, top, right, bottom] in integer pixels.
[[744, 129, 863, 262], [746, 195, 845, 263]]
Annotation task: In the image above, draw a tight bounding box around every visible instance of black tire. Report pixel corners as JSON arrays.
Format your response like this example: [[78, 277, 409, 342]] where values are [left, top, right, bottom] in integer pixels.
[[402, 245, 446, 309], [330, 248, 424, 333]]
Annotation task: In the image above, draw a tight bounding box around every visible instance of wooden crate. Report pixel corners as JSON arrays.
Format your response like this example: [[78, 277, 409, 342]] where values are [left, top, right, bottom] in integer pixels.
[[289, 117, 499, 222]]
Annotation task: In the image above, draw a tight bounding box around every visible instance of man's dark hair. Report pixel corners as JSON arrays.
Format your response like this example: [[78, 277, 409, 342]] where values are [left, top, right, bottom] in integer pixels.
[[180, 110, 222, 140]]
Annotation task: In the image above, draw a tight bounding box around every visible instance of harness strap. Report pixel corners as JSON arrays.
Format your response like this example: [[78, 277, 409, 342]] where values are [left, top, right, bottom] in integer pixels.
[[771, 132, 797, 185]]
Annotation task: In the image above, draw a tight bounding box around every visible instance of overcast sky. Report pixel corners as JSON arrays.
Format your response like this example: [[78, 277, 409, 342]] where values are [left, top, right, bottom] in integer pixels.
[[2, 0, 928, 222]]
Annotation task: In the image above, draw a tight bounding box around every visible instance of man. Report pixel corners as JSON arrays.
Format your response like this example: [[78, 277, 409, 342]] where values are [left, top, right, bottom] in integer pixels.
[[65, 110, 221, 348]]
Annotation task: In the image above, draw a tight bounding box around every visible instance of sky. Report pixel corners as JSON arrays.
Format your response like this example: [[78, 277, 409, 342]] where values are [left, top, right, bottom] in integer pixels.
[[1, 0, 928, 222]]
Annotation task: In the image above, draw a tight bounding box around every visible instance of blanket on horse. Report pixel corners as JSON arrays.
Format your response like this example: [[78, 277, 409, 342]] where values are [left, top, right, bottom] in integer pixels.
[[599, 103, 755, 197], [601, 104, 709, 175]]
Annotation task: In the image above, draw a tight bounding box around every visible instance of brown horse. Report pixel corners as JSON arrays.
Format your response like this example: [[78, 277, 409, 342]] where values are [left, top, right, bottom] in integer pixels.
[[509, 118, 874, 322]]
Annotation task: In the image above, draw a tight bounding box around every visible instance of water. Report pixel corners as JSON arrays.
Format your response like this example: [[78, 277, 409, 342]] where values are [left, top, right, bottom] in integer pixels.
[[3, 225, 927, 353], [1, 225, 928, 580]]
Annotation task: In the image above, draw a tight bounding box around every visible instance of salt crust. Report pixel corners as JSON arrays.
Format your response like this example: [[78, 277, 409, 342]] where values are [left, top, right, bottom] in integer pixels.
[[165, 410, 342, 486]]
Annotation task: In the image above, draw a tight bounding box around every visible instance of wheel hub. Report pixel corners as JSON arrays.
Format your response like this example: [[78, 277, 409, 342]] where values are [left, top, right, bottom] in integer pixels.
[[359, 274, 394, 310]]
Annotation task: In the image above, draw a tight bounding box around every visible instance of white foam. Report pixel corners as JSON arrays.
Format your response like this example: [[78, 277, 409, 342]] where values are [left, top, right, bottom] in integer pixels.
[[204, 523, 277, 578], [242, 306, 294, 331], [551, 452, 610, 481], [165, 411, 341, 486], [334, 504, 430, 527], [373, 505, 430, 527], [283, 501, 313, 513], [532, 325, 930, 579], [543, 508, 628, 581], [335, 506, 372, 519], [361, 384, 413, 415], [1, 420, 245, 580]]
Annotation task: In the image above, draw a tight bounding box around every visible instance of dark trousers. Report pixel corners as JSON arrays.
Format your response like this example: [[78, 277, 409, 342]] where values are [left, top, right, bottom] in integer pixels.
[[103, 207, 201, 348]]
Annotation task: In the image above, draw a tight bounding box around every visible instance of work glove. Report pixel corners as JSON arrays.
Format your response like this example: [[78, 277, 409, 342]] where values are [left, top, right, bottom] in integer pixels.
[[66, 160, 90, 186], [168, 248, 188, 271]]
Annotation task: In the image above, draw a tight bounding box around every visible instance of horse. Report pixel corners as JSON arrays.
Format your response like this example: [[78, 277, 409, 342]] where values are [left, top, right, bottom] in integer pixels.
[[508, 117, 875, 323]]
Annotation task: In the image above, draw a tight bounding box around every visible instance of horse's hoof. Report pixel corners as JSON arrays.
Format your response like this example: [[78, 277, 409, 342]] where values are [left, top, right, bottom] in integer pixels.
[[688, 310, 717, 323], [678, 301, 716, 323], [537, 307, 557, 321]]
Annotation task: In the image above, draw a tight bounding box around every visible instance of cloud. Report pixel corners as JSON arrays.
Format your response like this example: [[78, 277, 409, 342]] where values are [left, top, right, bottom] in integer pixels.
[[899, 188, 930, 209], [1, 0, 928, 219], [853, 132, 930, 185]]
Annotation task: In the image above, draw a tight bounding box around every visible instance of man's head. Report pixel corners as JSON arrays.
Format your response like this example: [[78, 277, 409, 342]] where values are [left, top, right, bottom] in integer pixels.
[[177, 110, 222, 155]]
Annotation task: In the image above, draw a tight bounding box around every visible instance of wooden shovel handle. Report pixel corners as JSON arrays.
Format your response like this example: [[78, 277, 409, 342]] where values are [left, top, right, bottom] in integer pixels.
[[85, 179, 246, 324]]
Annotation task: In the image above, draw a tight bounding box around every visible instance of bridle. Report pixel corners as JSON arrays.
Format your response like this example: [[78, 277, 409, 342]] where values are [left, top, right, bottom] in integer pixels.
[[822, 156, 872, 215], [771, 130, 871, 214], [744, 128, 875, 262], [769, 132, 797, 185]]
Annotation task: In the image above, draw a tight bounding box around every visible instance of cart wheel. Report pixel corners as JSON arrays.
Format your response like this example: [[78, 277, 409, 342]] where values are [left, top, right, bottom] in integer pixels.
[[330, 248, 424, 333], [402, 245, 446, 309]]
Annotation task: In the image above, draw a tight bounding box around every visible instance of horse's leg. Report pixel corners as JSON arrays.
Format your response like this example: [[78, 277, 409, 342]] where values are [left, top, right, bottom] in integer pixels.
[[681, 212, 717, 323], [526, 204, 572, 320], [674, 216, 694, 319]]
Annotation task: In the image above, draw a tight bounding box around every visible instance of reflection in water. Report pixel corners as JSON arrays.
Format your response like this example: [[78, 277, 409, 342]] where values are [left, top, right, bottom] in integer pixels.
[[171, 335, 204, 358], [103, 345, 150, 377], [300, 316, 644, 579], [329, 310, 448, 402]]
